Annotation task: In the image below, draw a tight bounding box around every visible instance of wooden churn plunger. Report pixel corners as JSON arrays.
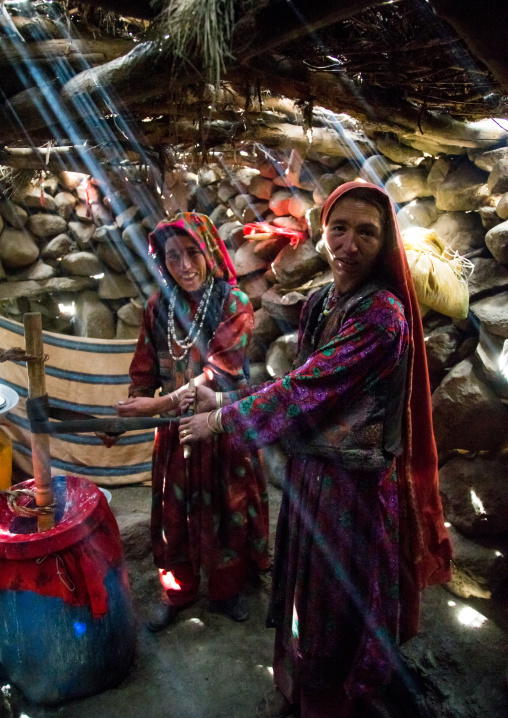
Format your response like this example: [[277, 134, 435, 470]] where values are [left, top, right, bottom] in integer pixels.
[[23, 312, 54, 531], [183, 375, 196, 461]]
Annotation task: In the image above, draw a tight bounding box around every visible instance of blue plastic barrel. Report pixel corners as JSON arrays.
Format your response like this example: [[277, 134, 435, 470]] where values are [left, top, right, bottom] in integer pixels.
[[0, 475, 135, 705]]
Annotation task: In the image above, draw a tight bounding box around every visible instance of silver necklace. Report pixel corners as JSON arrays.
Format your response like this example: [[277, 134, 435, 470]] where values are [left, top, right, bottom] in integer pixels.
[[167, 277, 214, 361], [322, 284, 337, 316]]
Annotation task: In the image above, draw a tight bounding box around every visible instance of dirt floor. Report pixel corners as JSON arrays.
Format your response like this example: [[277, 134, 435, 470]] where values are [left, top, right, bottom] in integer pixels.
[[2, 482, 508, 718]]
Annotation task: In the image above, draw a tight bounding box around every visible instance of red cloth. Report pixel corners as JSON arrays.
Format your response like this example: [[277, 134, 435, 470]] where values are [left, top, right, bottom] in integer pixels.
[[243, 222, 307, 247], [321, 181, 452, 640], [0, 489, 125, 618]]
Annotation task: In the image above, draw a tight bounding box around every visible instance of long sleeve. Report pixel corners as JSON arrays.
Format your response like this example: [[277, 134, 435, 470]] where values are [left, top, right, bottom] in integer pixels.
[[221, 291, 409, 451], [228, 289, 319, 402], [128, 295, 161, 397]]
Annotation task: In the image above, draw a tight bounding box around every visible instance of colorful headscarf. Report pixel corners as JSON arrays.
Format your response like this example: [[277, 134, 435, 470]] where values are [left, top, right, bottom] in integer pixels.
[[148, 212, 237, 286], [322, 181, 452, 641]]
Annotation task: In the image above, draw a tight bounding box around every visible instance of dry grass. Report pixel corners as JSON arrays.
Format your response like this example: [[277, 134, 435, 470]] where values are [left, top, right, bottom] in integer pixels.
[[0, 168, 37, 198], [152, 0, 255, 86], [296, 2, 508, 120]]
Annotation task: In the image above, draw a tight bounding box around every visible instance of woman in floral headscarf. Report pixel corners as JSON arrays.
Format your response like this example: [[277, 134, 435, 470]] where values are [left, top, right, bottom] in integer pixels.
[[113, 212, 269, 630], [180, 185, 451, 717]]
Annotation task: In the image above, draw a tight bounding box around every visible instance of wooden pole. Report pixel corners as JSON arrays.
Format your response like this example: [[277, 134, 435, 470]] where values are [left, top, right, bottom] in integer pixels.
[[23, 313, 54, 532], [183, 376, 195, 461]]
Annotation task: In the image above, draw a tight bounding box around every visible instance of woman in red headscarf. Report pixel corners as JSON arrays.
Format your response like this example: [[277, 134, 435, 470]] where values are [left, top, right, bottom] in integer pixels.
[[111, 212, 269, 630], [179, 184, 451, 717]]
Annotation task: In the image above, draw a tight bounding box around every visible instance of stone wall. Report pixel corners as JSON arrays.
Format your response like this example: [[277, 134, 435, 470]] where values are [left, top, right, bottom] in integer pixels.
[[0, 170, 161, 340], [1, 135, 508, 610]]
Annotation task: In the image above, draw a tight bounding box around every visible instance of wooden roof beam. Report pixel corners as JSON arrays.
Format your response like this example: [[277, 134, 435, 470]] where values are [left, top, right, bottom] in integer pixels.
[[0, 39, 135, 71], [429, 0, 508, 93]]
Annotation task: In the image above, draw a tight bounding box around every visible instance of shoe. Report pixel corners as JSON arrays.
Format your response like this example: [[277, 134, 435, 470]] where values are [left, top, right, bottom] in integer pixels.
[[146, 600, 177, 632], [208, 593, 249, 622], [256, 686, 294, 718]]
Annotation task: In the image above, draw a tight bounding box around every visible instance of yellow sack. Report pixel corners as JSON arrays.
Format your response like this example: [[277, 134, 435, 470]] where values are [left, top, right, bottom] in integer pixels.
[[402, 227, 473, 319]]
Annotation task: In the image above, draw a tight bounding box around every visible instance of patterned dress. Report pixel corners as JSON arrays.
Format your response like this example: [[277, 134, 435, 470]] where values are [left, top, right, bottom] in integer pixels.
[[128, 281, 270, 586], [221, 286, 409, 700]]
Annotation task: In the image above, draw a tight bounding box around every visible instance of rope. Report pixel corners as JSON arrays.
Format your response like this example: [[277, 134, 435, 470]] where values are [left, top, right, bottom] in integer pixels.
[[0, 347, 49, 363], [0, 487, 54, 516], [37, 555, 75, 592]]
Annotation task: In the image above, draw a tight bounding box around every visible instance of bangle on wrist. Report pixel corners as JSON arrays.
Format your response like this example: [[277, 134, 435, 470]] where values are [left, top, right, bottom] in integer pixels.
[[216, 407, 224, 433], [206, 409, 223, 434], [215, 391, 223, 409]]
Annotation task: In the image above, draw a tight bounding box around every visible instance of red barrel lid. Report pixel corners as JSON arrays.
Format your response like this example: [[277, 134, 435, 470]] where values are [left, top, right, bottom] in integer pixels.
[[0, 475, 108, 560]]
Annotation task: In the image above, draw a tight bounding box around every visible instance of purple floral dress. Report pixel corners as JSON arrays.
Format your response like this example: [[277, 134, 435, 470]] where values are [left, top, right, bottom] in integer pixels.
[[221, 287, 409, 699]]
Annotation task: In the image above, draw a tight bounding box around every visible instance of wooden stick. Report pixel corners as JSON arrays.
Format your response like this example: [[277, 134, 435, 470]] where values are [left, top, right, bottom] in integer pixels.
[[23, 313, 54, 532], [183, 376, 195, 461]]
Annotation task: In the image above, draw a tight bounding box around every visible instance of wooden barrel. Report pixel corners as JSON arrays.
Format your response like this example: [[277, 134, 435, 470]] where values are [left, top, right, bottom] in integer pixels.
[[0, 475, 136, 705], [0, 316, 153, 486]]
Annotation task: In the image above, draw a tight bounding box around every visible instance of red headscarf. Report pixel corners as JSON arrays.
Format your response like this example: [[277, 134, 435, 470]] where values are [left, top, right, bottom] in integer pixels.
[[322, 181, 452, 641], [149, 212, 237, 286]]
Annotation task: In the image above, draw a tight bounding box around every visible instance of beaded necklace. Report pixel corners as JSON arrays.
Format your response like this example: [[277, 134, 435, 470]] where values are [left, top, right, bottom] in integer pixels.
[[167, 276, 214, 361], [316, 284, 339, 325], [311, 284, 352, 351]]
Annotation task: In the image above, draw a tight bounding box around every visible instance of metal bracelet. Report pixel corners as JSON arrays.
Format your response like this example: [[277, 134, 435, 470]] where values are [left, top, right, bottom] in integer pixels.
[[216, 408, 224, 433], [206, 410, 222, 434]]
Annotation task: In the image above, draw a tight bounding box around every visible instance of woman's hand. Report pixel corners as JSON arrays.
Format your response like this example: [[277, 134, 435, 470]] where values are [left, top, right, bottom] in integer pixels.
[[179, 412, 214, 445], [96, 432, 120, 448], [179, 385, 217, 413], [115, 397, 159, 417], [96, 396, 158, 444]]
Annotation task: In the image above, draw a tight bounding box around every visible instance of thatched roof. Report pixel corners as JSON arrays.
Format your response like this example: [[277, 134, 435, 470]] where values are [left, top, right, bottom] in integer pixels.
[[0, 0, 507, 173]]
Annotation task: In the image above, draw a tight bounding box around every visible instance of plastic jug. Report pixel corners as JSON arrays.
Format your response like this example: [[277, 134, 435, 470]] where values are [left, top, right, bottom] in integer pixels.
[[0, 428, 12, 490]]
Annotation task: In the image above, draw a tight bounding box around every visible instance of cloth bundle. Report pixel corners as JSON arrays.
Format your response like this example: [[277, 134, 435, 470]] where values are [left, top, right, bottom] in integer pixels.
[[402, 227, 473, 319]]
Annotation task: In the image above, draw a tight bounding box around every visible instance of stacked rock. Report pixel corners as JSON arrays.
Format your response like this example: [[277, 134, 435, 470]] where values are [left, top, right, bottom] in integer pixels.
[[0, 171, 163, 340]]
